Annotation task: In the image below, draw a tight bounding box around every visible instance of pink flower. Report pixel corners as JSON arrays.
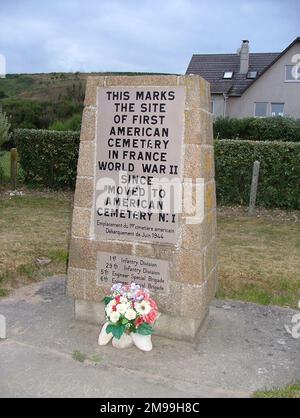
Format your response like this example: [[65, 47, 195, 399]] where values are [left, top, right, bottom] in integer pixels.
[[143, 309, 158, 324], [149, 298, 158, 311]]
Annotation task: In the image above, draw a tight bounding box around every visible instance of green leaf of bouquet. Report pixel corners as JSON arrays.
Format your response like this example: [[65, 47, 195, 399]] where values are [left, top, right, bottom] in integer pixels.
[[106, 324, 114, 335], [103, 296, 113, 306], [136, 322, 153, 335], [122, 318, 128, 325], [106, 323, 126, 339]]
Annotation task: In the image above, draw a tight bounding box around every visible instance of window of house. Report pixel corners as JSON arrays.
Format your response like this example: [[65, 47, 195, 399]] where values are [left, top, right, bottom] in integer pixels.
[[271, 103, 284, 117], [211, 100, 215, 115], [247, 70, 257, 79], [223, 71, 233, 79], [254, 102, 268, 117], [285, 65, 300, 81]]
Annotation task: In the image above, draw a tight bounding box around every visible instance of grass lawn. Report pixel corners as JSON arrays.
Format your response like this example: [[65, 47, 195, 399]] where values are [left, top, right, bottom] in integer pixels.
[[0, 191, 299, 309], [217, 211, 300, 309], [253, 382, 300, 398], [0, 191, 72, 296]]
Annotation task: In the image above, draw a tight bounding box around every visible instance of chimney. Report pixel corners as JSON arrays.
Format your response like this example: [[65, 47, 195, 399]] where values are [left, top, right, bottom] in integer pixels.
[[239, 40, 249, 74]]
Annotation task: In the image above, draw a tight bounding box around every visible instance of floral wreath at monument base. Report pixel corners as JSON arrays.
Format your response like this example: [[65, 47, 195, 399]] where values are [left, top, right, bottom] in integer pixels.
[[98, 283, 159, 351]]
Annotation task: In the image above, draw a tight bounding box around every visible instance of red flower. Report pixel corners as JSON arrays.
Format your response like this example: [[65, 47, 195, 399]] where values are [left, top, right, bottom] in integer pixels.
[[115, 295, 121, 304], [135, 317, 144, 328]]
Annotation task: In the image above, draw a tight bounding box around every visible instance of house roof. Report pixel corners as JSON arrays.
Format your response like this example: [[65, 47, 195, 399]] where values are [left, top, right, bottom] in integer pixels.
[[186, 52, 279, 96], [186, 37, 300, 96]]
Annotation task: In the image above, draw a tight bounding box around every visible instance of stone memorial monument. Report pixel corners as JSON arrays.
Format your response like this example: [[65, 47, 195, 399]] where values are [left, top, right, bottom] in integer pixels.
[[67, 75, 217, 341]]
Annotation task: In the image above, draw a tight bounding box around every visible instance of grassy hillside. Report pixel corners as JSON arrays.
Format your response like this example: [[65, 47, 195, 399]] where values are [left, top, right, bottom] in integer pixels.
[[0, 73, 86, 101], [0, 71, 173, 102], [0, 72, 175, 133]]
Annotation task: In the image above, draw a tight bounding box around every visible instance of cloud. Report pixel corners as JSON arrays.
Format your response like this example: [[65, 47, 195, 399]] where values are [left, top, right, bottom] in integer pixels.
[[0, 0, 299, 73]]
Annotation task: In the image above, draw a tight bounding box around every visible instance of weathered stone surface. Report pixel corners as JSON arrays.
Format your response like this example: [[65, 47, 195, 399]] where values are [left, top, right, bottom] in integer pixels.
[[152, 281, 183, 316], [175, 249, 205, 285], [183, 144, 201, 178], [204, 180, 217, 214], [68, 74, 217, 342], [181, 212, 213, 251], [69, 238, 133, 270], [184, 109, 213, 145], [75, 299, 105, 324], [73, 177, 93, 208], [181, 283, 209, 319], [207, 267, 218, 303], [69, 239, 95, 270], [204, 238, 218, 277], [67, 267, 85, 299], [184, 110, 202, 144], [154, 312, 203, 342], [77, 140, 95, 177], [84, 76, 106, 107], [212, 209, 217, 238], [134, 243, 156, 258], [200, 145, 215, 180], [179, 75, 210, 111], [71, 207, 91, 238], [80, 108, 96, 141], [85, 269, 107, 303], [105, 75, 178, 86]]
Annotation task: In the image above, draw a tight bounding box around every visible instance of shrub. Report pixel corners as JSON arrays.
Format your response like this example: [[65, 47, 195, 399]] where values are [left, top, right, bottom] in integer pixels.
[[215, 140, 300, 209], [214, 117, 300, 142], [49, 113, 82, 131], [0, 110, 11, 149], [15, 129, 80, 188], [14, 129, 300, 209]]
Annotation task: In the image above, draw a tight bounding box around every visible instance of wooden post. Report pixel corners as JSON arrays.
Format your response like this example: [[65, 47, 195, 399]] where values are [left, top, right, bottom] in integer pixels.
[[248, 160, 260, 216], [10, 148, 18, 190]]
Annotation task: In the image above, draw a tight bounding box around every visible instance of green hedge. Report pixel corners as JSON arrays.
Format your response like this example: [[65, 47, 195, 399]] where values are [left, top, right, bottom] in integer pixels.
[[214, 117, 300, 142], [215, 139, 300, 209], [15, 129, 80, 188], [15, 129, 300, 209]]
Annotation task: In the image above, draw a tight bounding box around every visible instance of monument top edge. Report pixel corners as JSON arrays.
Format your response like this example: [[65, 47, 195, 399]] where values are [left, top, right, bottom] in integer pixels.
[[86, 74, 205, 84]]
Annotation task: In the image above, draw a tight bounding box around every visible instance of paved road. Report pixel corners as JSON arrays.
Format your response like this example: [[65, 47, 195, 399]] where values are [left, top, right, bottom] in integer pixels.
[[0, 276, 299, 397]]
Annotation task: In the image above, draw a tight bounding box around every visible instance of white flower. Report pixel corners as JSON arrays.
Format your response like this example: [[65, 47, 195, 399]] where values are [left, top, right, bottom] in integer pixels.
[[107, 300, 116, 309], [125, 308, 137, 320], [106, 300, 116, 316], [135, 300, 151, 315], [109, 311, 120, 323], [116, 303, 128, 315], [120, 296, 128, 304]]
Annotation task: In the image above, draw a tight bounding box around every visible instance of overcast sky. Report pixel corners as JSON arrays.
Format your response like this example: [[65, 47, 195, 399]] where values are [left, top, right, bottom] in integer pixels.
[[0, 0, 299, 74]]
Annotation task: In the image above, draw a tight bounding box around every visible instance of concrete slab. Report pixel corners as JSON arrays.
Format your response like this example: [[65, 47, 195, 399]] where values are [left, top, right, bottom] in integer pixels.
[[0, 276, 299, 398]]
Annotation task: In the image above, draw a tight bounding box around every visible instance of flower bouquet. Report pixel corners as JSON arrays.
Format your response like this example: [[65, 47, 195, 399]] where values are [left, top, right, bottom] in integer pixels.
[[98, 283, 159, 351]]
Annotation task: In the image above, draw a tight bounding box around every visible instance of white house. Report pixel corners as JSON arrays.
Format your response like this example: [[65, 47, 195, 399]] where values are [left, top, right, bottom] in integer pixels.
[[186, 37, 300, 118]]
